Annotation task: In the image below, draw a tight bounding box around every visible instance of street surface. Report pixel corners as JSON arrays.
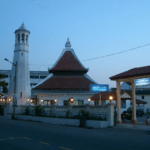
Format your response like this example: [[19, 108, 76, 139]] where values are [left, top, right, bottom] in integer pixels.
[[0, 116, 150, 150]]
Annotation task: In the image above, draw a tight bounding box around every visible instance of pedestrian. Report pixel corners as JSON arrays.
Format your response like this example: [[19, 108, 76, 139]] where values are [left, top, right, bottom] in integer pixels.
[[146, 116, 149, 125]]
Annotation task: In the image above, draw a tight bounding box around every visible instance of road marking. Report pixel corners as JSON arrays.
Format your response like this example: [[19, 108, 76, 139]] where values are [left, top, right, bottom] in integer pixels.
[[39, 141, 50, 145], [59, 146, 72, 150], [23, 137, 32, 140], [0, 137, 23, 141]]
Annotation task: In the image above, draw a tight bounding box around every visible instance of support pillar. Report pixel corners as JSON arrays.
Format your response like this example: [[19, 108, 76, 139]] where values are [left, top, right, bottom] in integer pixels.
[[116, 80, 122, 124], [99, 92, 101, 105], [107, 102, 115, 127], [131, 81, 137, 123]]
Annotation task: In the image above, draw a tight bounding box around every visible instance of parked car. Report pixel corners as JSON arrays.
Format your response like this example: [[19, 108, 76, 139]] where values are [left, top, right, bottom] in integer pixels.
[[123, 107, 144, 116]]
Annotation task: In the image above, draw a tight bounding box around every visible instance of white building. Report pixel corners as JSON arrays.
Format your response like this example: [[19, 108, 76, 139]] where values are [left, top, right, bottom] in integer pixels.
[[0, 70, 48, 90]]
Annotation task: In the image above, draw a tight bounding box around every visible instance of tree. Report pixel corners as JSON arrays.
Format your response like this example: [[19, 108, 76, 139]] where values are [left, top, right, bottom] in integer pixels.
[[0, 74, 8, 93]]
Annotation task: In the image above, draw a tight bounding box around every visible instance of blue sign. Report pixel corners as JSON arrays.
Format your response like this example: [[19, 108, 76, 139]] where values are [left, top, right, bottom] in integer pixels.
[[13, 94, 17, 107], [90, 84, 109, 93], [135, 78, 150, 86]]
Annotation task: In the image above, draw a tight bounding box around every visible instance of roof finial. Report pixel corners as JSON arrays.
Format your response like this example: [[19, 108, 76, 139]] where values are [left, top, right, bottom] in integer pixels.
[[65, 38, 71, 47], [19, 22, 26, 30]]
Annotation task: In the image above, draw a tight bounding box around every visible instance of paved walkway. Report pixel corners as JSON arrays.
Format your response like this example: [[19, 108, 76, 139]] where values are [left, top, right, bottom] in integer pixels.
[[116, 122, 150, 130]]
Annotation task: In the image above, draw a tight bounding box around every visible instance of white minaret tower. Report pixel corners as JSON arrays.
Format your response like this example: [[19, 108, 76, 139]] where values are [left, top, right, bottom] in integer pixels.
[[8, 23, 31, 105]]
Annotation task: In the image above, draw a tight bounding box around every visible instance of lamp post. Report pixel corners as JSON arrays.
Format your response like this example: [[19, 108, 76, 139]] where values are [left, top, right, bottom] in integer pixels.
[[5, 58, 17, 118], [88, 98, 91, 105]]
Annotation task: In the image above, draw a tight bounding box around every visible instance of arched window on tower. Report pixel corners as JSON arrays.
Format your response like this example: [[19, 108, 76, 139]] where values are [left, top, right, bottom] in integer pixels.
[[26, 35, 28, 44], [22, 33, 25, 43], [15, 34, 17, 44], [18, 34, 20, 43]]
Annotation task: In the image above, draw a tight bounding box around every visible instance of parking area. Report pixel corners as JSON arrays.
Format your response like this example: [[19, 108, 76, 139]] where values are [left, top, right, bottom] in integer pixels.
[[122, 114, 149, 123]]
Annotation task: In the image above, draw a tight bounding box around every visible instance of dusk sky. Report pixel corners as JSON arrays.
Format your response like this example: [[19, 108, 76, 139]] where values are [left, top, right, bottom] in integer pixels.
[[1, 0, 150, 88]]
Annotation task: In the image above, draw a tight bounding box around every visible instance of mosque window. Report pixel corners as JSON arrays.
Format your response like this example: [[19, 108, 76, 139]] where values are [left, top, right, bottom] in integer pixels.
[[63, 100, 69, 106], [26, 35, 28, 44], [18, 34, 20, 42], [78, 100, 83, 106], [21, 34, 25, 43], [4, 75, 8, 78], [20, 92, 22, 98]]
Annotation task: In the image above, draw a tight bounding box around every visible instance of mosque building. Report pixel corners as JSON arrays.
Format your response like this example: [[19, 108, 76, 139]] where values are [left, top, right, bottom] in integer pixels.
[[32, 39, 97, 106]]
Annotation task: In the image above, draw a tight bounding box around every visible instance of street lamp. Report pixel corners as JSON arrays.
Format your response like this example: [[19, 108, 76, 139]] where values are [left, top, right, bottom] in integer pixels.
[[69, 97, 74, 103], [88, 98, 91, 104], [54, 99, 57, 103], [109, 96, 113, 102], [5, 58, 17, 118], [68, 97, 74, 105]]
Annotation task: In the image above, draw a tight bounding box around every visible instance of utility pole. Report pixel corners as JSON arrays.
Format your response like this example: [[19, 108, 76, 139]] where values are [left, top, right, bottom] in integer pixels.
[[99, 92, 101, 105], [5, 58, 17, 118]]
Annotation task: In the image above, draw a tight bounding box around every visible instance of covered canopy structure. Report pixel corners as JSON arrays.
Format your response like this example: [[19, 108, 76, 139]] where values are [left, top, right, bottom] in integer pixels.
[[90, 91, 131, 101], [110, 65, 150, 124]]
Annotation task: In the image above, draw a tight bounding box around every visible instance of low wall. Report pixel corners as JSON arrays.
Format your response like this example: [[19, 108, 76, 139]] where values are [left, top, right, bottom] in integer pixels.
[[17, 115, 80, 126], [16, 115, 108, 128], [86, 120, 108, 128], [4, 102, 115, 127]]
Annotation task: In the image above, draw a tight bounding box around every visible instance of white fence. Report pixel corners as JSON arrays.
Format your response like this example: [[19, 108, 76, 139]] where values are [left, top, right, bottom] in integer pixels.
[[5, 102, 115, 127]]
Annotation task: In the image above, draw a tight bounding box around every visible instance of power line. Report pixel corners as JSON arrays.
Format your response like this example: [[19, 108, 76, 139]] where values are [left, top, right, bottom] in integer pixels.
[[83, 43, 150, 61], [28, 64, 53, 66], [28, 43, 150, 66]]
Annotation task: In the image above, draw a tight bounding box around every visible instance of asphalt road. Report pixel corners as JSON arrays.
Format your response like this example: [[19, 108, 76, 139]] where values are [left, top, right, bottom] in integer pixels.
[[0, 117, 150, 150]]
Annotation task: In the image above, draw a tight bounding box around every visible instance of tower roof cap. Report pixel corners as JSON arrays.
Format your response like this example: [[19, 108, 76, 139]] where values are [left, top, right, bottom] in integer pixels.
[[19, 22, 26, 30], [15, 23, 30, 33]]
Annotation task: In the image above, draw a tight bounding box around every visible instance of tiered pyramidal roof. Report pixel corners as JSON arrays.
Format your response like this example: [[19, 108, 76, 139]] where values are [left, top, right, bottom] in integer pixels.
[[49, 38, 88, 75], [34, 39, 97, 91]]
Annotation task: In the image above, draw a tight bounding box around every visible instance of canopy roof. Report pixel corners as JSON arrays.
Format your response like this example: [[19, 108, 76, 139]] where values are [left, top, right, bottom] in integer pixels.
[[110, 65, 150, 80], [90, 91, 132, 100]]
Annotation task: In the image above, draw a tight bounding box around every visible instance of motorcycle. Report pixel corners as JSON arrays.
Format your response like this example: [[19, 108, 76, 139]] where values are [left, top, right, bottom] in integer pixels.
[[121, 113, 132, 121]]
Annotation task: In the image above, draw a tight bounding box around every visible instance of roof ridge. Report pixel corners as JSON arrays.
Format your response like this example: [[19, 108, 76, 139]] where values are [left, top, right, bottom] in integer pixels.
[[49, 39, 88, 72]]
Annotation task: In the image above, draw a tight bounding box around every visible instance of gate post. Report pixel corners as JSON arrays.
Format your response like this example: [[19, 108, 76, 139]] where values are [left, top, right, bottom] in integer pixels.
[[107, 102, 115, 127]]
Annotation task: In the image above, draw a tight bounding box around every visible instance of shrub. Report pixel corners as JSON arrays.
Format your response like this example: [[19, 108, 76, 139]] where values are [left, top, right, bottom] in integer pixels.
[[0, 105, 4, 116], [66, 111, 70, 118], [34, 105, 43, 116], [11, 114, 15, 120], [25, 107, 29, 115], [79, 110, 89, 119]]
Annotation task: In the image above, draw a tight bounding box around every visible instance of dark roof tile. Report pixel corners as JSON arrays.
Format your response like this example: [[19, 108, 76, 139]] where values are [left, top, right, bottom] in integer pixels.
[[34, 75, 95, 90], [110, 66, 150, 80]]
